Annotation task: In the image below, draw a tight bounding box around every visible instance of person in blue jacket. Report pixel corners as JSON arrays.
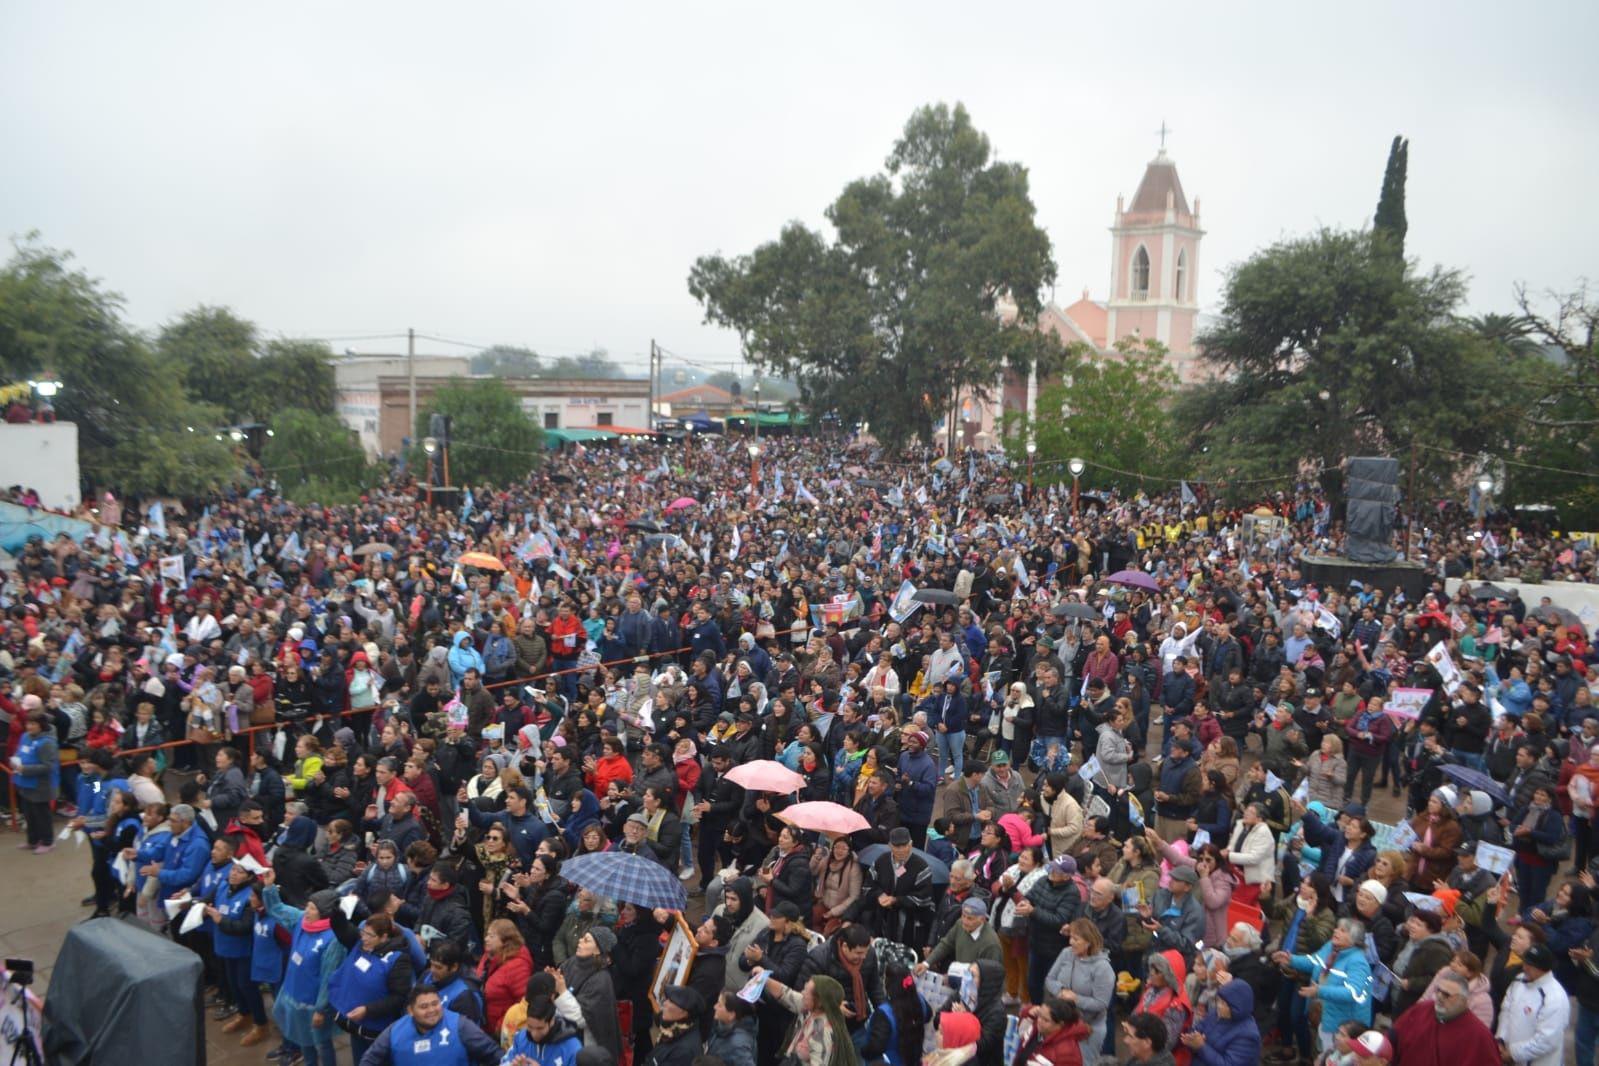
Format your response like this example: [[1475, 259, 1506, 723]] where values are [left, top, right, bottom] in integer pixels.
[[204, 860, 273, 1046], [416, 939, 485, 1027], [66, 747, 129, 911], [465, 786, 547, 866], [1180, 977, 1260, 1066], [356, 985, 501, 1066], [1275, 917, 1372, 1053], [150, 803, 211, 898], [124, 802, 173, 925], [894, 730, 938, 846], [919, 678, 968, 780], [11, 707, 60, 851], [328, 909, 416, 1065], [262, 874, 347, 1066], [448, 632, 486, 689], [498, 994, 582, 1066], [1296, 801, 1376, 898]]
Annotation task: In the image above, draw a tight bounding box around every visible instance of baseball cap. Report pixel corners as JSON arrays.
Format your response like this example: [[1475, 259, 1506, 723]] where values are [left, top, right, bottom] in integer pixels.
[[1352, 1031, 1393, 1062]]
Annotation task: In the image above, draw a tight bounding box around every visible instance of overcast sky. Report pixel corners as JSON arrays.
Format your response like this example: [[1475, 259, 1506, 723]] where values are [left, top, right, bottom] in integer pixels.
[[4, 3, 1595, 375]]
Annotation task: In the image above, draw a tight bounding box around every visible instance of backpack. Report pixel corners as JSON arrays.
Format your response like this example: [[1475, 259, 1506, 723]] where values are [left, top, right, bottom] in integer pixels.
[[483, 635, 516, 676]]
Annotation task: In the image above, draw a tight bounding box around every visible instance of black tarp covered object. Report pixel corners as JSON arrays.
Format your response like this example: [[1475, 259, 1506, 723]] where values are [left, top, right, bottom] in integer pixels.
[[43, 918, 204, 1065]]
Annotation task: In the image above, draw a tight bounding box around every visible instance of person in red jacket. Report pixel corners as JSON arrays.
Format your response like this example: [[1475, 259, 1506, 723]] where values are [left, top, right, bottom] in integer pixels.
[[1388, 966, 1498, 1066], [1013, 996, 1090, 1066], [585, 737, 634, 797], [545, 603, 586, 703], [476, 918, 534, 1035]]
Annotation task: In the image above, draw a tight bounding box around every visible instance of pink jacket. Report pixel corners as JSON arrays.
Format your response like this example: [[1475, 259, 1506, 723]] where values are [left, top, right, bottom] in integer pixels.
[[1156, 839, 1236, 948], [998, 812, 1044, 852]]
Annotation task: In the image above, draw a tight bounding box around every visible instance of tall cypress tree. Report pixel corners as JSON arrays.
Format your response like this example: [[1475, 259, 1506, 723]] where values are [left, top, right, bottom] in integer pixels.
[[1374, 134, 1409, 259]]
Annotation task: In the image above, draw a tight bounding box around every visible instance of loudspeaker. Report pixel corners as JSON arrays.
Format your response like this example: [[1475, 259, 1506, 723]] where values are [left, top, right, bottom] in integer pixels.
[[43, 918, 205, 1066], [1345, 456, 1399, 564]]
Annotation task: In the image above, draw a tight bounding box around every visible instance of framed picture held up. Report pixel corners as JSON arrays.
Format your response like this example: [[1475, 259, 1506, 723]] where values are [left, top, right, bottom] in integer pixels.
[[648, 912, 699, 1011]]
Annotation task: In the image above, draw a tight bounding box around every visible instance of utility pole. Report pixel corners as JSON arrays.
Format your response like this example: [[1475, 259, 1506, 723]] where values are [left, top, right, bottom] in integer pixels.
[[648, 339, 657, 431], [407, 327, 417, 445]]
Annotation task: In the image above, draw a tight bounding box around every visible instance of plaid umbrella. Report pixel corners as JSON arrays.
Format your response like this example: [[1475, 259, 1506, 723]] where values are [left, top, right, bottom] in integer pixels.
[[560, 851, 687, 911]]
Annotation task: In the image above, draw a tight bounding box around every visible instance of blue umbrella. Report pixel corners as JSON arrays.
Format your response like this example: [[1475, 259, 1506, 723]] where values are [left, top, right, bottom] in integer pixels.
[[857, 843, 951, 884], [1439, 763, 1510, 807], [560, 851, 687, 911]]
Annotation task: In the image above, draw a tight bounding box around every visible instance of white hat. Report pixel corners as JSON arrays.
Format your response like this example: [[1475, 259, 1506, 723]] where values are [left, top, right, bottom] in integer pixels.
[[1358, 879, 1388, 905]]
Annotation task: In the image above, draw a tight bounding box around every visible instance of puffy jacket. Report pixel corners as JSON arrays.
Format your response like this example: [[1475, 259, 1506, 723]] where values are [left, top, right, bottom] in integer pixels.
[[476, 945, 533, 1035], [157, 824, 211, 893], [1289, 941, 1372, 1034], [447, 631, 485, 687], [1192, 979, 1261, 1066]]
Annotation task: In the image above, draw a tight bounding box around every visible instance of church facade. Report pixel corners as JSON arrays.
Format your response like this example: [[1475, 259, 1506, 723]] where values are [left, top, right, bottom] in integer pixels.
[[952, 146, 1206, 448]]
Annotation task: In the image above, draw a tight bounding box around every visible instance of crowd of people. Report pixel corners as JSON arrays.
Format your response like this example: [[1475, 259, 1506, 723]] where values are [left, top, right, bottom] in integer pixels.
[[3, 432, 1599, 1066]]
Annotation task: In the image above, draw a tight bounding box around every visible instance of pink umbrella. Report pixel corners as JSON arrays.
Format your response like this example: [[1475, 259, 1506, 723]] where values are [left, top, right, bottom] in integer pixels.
[[666, 497, 699, 512], [777, 801, 869, 835], [723, 759, 806, 794]]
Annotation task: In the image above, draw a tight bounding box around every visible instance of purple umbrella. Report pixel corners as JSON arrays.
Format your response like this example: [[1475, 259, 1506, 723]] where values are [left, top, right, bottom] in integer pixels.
[[1106, 569, 1159, 592]]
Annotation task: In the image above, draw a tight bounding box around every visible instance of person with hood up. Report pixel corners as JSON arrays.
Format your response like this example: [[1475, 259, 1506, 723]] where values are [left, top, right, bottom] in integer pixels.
[[447, 630, 484, 689], [271, 814, 330, 906], [714, 876, 770, 992], [1133, 950, 1193, 1065], [1276, 917, 1373, 1056], [1011, 996, 1090, 1066], [1178, 979, 1259, 1066]]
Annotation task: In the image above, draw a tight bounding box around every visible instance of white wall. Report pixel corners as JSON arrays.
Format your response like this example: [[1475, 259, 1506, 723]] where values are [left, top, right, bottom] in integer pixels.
[[0, 422, 81, 509]]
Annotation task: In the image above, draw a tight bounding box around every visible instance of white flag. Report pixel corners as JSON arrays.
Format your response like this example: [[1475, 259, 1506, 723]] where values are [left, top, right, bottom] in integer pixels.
[[159, 555, 187, 585]]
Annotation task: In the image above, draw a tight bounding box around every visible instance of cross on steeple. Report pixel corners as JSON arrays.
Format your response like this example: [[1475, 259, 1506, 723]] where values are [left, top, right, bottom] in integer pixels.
[[1156, 121, 1171, 151]]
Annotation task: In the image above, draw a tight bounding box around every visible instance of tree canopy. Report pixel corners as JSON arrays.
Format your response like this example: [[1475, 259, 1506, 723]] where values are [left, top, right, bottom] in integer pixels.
[[1010, 338, 1181, 493], [0, 237, 238, 495], [470, 344, 541, 377], [156, 306, 337, 423], [689, 102, 1061, 452], [262, 407, 376, 505], [412, 378, 543, 487], [1173, 227, 1542, 500]]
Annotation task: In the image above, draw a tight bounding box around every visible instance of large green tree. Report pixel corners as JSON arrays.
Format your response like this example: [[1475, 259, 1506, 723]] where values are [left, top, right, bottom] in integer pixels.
[[689, 102, 1061, 452], [1173, 228, 1541, 500], [0, 238, 239, 494], [262, 407, 374, 504], [253, 339, 337, 417], [412, 378, 543, 486], [1008, 338, 1181, 492], [544, 348, 627, 380], [157, 305, 259, 420]]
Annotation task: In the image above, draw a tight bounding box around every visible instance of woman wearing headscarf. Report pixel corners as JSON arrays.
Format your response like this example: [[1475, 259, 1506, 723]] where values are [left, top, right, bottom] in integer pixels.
[[554, 926, 623, 1061], [757, 970, 862, 1066], [613, 903, 667, 1056]]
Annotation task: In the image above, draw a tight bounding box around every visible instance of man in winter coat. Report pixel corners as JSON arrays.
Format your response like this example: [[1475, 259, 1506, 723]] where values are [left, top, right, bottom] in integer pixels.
[[1388, 967, 1499, 1066], [978, 749, 1026, 818], [412, 864, 478, 957], [1493, 942, 1569, 1066], [714, 877, 770, 993], [853, 828, 935, 946], [1153, 743, 1200, 842], [927, 860, 992, 950], [923, 897, 1003, 971], [798, 924, 883, 1036], [894, 731, 938, 845], [1020, 855, 1083, 1004], [1146, 865, 1206, 958]]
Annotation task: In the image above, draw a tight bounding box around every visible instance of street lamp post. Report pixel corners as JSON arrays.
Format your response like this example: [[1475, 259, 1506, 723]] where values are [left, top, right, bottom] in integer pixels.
[[752, 379, 761, 446], [423, 436, 438, 508], [1068, 457, 1086, 517], [748, 442, 762, 502], [1476, 473, 1494, 531], [1025, 439, 1037, 494]]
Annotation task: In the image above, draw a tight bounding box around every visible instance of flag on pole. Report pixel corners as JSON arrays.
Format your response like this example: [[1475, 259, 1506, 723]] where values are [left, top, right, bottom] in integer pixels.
[[1180, 480, 1197, 506], [158, 555, 187, 585], [147, 502, 167, 538]]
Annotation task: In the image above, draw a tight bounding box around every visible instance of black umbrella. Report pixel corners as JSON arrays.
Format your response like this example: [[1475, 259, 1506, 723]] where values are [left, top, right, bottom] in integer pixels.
[[1471, 583, 1511, 600], [1052, 602, 1100, 622], [549, 473, 574, 484], [911, 588, 962, 606], [626, 520, 661, 533], [1533, 603, 1582, 628]]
